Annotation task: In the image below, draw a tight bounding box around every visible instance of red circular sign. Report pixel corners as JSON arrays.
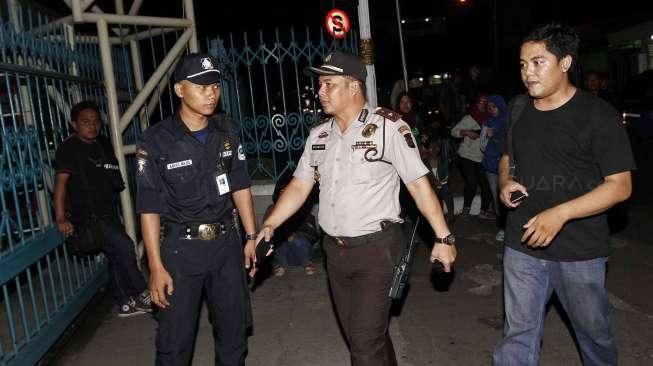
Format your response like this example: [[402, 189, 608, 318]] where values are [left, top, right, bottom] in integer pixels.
[[325, 9, 351, 39]]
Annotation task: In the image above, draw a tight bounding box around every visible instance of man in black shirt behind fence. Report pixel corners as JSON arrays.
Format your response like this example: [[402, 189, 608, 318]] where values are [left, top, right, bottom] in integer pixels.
[[54, 101, 150, 317]]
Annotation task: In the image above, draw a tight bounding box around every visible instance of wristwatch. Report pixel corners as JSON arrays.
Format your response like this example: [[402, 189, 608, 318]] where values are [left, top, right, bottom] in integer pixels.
[[435, 233, 456, 246], [245, 233, 257, 241]]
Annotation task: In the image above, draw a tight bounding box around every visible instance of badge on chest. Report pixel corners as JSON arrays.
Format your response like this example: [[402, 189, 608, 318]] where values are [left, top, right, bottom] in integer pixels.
[[215, 157, 230, 196], [215, 161, 231, 195], [215, 172, 230, 195]]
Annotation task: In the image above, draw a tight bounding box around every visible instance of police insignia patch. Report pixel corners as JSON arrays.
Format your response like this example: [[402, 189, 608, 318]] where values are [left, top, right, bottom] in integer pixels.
[[136, 148, 148, 175], [361, 124, 377, 138], [374, 107, 400, 122], [398, 125, 410, 134], [224, 140, 232, 151], [237, 144, 246, 160], [137, 157, 147, 175], [403, 133, 416, 148], [318, 131, 329, 138]]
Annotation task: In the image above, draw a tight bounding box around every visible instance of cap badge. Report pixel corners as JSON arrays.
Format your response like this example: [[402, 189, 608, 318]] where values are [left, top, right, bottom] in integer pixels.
[[201, 57, 214, 70]]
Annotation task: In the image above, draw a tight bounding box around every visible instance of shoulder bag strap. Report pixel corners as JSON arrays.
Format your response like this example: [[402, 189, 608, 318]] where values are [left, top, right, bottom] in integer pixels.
[[75, 150, 97, 220], [507, 94, 528, 178]]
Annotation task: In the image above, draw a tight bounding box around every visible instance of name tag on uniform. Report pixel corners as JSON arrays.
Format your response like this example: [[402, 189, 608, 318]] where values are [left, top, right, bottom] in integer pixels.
[[166, 159, 192, 170], [102, 163, 120, 171], [216, 173, 230, 195], [312, 144, 325, 150]]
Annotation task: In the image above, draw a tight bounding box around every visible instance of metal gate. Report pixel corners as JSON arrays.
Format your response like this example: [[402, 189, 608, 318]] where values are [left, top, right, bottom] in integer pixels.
[[209, 28, 357, 181], [0, 1, 158, 364]]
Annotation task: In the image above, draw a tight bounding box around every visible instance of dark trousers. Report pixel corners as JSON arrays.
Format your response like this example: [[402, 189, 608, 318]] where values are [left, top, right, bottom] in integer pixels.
[[436, 183, 455, 216], [274, 237, 313, 267], [323, 226, 403, 366], [459, 156, 492, 211], [155, 229, 249, 366], [100, 220, 147, 304]]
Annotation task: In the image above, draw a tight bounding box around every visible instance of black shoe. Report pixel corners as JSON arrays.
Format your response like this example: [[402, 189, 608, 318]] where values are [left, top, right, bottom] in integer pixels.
[[133, 290, 152, 313]]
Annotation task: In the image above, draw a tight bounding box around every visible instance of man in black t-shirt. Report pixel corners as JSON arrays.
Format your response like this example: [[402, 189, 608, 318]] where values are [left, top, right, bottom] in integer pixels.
[[493, 24, 635, 366], [54, 101, 150, 318]]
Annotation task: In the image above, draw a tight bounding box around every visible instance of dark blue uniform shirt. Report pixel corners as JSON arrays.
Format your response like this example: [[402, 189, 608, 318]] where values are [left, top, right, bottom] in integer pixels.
[[135, 113, 250, 223]]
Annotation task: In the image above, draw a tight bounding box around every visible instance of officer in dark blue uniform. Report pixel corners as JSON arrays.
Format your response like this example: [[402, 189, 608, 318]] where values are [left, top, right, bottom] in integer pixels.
[[135, 53, 258, 366]]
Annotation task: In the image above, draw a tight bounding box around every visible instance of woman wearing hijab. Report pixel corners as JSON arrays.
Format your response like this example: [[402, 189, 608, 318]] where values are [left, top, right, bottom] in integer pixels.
[[481, 95, 508, 239], [451, 94, 493, 218]]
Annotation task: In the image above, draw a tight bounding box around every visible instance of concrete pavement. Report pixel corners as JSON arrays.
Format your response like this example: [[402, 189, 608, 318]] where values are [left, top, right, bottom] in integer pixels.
[[50, 217, 653, 365]]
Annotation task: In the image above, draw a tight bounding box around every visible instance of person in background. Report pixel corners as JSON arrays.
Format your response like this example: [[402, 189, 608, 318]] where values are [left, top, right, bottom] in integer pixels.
[[451, 94, 493, 219], [54, 101, 150, 318], [394, 91, 422, 132], [480, 94, 508, 241], [585, 70, 616, 106], [423, 138, 455, 224], [267, 173, 319, 277]]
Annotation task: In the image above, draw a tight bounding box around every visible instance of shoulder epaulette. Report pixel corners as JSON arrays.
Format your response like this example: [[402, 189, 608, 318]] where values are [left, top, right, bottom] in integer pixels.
[[374, 107, 401, 122]]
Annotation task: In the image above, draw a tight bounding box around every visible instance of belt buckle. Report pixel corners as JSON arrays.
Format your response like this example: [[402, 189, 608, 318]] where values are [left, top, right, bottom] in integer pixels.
[[334, 237, 345, 247], [198, 224, 217, 240]]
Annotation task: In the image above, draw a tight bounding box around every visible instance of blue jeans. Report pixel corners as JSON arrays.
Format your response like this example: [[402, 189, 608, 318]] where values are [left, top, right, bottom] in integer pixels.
[[274, 236, 312, 267], [493, 246, 617, 366]]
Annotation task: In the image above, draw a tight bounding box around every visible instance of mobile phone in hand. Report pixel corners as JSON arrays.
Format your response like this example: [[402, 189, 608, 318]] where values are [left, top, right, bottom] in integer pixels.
[[255, 239, 273, 262], [510, 190, 527, 204]]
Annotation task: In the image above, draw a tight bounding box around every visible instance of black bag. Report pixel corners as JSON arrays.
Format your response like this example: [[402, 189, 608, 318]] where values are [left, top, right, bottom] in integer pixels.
[[67, 216, 103, 256], [65, 147, 104, 256]]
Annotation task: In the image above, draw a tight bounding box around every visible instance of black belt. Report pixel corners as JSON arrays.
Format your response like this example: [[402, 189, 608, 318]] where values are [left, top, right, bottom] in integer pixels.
[[326, 221, 400, 247], [163, 219, 236, 240]]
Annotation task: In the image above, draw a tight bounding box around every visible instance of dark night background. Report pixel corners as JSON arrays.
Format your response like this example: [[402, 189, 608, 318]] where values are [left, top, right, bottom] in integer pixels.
[[34, 0, 653, 99]]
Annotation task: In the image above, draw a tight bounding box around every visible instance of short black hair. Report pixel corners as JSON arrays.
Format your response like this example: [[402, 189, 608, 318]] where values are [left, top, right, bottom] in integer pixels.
[[523, 23, 580, 68], [70, 101, 100, 122]]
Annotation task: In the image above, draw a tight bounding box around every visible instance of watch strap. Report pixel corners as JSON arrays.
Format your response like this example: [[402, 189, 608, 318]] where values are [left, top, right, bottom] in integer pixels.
[[245, 233, 257, 241], [435, 233, 455, 245]]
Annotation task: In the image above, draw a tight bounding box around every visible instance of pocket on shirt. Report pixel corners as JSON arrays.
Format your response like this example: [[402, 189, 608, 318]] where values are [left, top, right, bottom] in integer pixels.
[[348, 149, 385, 184], [163, 165, 198, 199]]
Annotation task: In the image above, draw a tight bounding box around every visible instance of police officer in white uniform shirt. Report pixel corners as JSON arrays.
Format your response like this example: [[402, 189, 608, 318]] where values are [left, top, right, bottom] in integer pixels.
[[256, 51, 456, 366]]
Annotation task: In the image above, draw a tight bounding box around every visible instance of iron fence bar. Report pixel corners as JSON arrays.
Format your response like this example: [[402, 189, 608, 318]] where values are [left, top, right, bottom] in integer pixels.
[[60, 244, 75, 298], [148, 25, 163, 122], [25, 267, 40, 333], [275, 28, 292, 178], [2, 283, 18, 356], [14, 276, 30, 343], [52, 246, 68, 305], [36, 260, 50, 324], [44, 253, 59, 311]]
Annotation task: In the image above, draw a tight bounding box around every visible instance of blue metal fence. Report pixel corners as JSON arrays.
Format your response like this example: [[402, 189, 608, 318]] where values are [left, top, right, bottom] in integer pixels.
[[209, 28, 357, 181], [0, 4, 358, 363], [0, 2, 136, 365]]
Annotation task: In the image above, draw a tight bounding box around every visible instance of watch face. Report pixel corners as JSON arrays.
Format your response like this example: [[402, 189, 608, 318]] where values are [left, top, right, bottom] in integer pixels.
[[444, 234, 455, 245]]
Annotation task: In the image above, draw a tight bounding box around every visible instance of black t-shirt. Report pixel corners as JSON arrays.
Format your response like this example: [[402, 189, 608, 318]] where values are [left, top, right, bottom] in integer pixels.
[[55, 135, 125, 224], [505, 90, 636, 261]]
